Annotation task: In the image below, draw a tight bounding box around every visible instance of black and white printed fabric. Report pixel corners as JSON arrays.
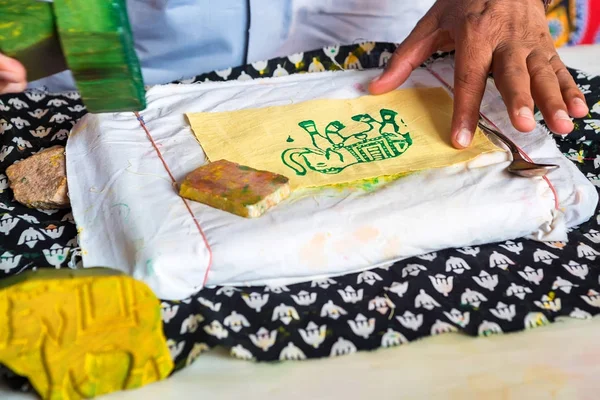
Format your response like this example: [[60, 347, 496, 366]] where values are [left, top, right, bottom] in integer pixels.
[[1, 44, 599, 378]]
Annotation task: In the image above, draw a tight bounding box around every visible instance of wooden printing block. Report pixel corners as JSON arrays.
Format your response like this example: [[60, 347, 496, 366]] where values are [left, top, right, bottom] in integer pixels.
[[0, 268, 173, 399], [0, 0, 146, 113], [180, 160, 291, 218], [0, 1, 66, 81]]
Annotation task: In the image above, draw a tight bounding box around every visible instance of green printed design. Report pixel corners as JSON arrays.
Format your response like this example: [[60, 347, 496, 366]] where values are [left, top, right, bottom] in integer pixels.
[[282, 109, 412, 175]]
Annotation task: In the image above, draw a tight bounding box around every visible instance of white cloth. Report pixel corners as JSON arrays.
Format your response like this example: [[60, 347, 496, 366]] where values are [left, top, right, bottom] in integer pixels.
[[65, 58, 598, 300]]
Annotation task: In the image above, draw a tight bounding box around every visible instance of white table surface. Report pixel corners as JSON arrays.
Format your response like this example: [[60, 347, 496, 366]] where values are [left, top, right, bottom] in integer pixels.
[[2, 44, 599, 400]]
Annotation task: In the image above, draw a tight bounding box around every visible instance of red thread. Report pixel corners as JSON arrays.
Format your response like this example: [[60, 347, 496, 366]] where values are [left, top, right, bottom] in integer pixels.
[[135, 112, 213, 286], [425, 66, 560, 210]]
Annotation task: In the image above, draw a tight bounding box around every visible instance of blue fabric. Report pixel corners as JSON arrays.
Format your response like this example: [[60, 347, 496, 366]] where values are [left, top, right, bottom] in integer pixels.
[[27, 0, 434, 91], [30, 0, 292, 91], [247, 0, 293, 62], [128, 0, 250, 85]]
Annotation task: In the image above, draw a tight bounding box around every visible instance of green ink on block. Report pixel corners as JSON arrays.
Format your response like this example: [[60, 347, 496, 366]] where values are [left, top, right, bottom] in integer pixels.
[[0, 1, 64, 80], [0, 2, 54, 54], [282, 108, 412, 176], [0, 0, 146, 113], [110, 203, 131, 222], [286, 136, 294, 143]]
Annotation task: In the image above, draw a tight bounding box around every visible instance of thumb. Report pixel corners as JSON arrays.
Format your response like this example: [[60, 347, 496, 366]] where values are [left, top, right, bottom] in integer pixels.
[[0, 53, 27, 94], [369, 14, 441, 95]]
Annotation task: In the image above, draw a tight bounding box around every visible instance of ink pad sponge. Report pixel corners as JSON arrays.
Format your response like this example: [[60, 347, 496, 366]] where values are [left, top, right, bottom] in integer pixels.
[[179, 160, 291, 218]]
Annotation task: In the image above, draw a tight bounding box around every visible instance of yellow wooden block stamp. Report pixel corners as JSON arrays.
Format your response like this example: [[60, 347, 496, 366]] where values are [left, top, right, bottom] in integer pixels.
[[0, 268, 174, 399]]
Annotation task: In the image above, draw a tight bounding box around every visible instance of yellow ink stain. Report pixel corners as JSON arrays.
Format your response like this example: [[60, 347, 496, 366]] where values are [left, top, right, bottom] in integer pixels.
[[353, 227, 379, 243], [383, 237, 401, 259], [48, 153, 62, 168], [522, 364, 571, 398], [69, 120, 88, 138], [449, 373, 510, 400], [300, 233, 328, 268], [327, 173, 410, 192], [332, 238, 353, 254]]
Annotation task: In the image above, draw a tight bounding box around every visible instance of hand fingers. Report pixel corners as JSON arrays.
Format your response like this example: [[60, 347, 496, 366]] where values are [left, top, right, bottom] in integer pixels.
[[0, 81, 27, 94], [492, 46, 536, 133], [527, 50, 573, 134], [0, 53, 27, 94], [451, 33, 492, 149], [369, 13, 441, 95], [549, 55, 588, 118]]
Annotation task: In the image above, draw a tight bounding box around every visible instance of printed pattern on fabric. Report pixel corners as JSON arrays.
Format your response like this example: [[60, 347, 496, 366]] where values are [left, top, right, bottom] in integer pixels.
[[547, 0, 600, 46], [1, 44, 600, 385], [187, 87, 499, 190]]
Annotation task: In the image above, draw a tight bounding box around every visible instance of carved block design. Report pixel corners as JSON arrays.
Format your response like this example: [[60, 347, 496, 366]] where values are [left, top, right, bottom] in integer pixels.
[[0, 268, 173, 399]]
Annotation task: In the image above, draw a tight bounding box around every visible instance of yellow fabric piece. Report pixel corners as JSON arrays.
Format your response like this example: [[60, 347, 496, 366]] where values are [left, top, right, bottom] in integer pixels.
[[187, 87, 501, 190]]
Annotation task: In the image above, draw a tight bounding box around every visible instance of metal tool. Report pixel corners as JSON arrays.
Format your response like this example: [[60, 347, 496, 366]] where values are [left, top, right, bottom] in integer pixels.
[[477, 116, 559, 178]]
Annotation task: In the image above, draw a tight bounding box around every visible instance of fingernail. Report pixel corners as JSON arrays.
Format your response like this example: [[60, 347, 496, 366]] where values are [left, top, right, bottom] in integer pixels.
[[555, 109, 571, 121], [517, 107, 534, 121], [573, 97, 587, 108], [456, 128, 472, 148], [371, 75, 381, 83]]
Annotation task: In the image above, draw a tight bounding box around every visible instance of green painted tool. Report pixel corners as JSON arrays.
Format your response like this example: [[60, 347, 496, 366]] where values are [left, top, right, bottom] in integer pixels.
[[0, 0, 146, 113]]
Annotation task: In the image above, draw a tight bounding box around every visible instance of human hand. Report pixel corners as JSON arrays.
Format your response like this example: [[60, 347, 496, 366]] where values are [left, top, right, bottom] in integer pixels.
[[369, 0, 589, 149], [0, 53, 27, 95]]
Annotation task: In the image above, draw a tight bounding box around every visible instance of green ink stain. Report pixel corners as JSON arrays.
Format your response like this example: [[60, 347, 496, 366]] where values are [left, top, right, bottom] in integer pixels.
[[328, 173, 411, 192], [277, 326, 291, 337], [110, 203, 130, 222], [286, 136, 294, 143], [146, 259, 154, 275], [281, 108, 412, 176]]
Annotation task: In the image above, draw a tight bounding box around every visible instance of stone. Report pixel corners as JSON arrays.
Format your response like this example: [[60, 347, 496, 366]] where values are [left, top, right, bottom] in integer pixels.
[[6, 145, 69, 209]]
